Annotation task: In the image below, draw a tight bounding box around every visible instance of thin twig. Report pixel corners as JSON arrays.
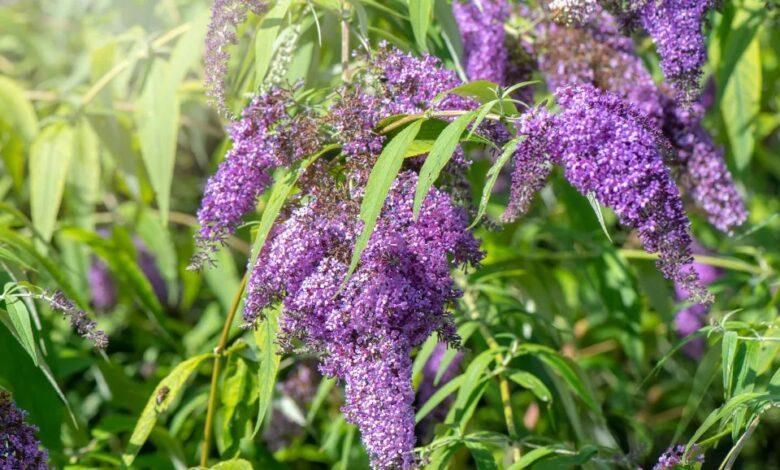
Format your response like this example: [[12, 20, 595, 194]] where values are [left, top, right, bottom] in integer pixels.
[[199, 273, 248, 468]]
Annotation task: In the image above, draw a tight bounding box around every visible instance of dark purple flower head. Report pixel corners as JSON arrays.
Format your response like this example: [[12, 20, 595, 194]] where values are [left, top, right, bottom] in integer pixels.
[[205, 0, 267, 118], [0, 391, 50, 470], [639, 0, 714, 103], [245, 173, 482, 469], [452, 0, 510, 83]]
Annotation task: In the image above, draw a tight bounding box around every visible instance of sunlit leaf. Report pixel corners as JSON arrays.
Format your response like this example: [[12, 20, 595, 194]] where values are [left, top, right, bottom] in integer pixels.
[[122, 353, 213, 466]]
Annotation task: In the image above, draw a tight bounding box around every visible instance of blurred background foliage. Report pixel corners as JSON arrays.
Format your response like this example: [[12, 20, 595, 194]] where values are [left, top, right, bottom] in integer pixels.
[[0, 0, 779, 469]]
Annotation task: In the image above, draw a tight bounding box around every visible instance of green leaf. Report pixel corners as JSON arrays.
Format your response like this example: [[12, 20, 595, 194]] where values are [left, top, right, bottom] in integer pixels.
[[122, 353, 213, 466], [135, 60, 180, 225], [469, 137, 523, 229], [408, 0, 433, 52], [251, 305, 281, 437], [255, 0, 292, 89], [517, 344, 600, 412], [343, 120, 424, 285], [437, 80, 519, 115], [169, 12, 209, 86], [30, 123, 75, 245], [415, 375, 465, 423], [220, 354, 250, 450], [413, 111, 475, 218], [721, 34, 761, 171], [68, 118, 101, 219], [723, 331, 738, 399], [0, 76, 38, 141], [508, 446, 558, 469], [209, 459, 254, 470], [586, 192, 613, 243], [246, 149, 327, 272], [5, 294, 38, 366], [507, 370, 552, 403], [464, 441, 498, 470]]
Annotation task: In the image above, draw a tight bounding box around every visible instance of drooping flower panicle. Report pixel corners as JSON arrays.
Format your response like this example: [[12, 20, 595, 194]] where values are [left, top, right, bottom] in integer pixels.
[[48, 291, 109, 349], [639, 0, 715, 102], [506, 85, 710, 303]]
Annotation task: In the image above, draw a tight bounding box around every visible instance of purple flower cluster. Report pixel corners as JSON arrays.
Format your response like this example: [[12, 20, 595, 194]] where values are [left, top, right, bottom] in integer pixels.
[[192, 89, 320, 268], [245, 173, 482, 468], [535, 12, 746, 232], [639, 0, 714, 102], [415, 343, 463, 441], [204, 0, 267, 117], [48, 291, 108, 349], [0, 391, 50, 470], [452, 0, 510, 83], [506, 85, 709, 303], [652, 444, 704, 469]]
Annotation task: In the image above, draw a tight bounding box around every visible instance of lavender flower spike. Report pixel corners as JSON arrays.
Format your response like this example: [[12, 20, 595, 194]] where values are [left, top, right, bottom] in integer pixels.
[[0, 391, 51, 470], [205, 0, 267, 118]]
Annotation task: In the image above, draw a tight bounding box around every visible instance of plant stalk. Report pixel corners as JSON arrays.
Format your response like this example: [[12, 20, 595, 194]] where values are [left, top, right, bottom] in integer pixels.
[[199, 273, 248, 468]]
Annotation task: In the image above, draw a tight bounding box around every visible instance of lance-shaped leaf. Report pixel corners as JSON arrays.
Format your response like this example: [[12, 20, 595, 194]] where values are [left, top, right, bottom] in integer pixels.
[[122, 353, 213, 466], [342, 119, 424, 286]]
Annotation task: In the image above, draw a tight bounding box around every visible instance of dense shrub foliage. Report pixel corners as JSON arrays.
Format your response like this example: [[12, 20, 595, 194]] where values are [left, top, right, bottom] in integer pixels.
[[1, 0, 779, 469]]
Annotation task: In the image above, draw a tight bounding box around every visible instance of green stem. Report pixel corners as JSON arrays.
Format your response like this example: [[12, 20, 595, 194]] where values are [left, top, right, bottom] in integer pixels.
[[199, 273, 248, 468]]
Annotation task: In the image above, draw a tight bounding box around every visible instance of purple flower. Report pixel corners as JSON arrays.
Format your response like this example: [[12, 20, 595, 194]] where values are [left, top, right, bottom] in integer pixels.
[[506, 85, 710, 303], [652, 444, 704, 469], [0, 391, 50, 470], [245, 173, 482, 469], [205, 0, 267, 118], [452, 0, 510, 83], [134, 239, 168, 305], [639, 0, 714, 102]]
